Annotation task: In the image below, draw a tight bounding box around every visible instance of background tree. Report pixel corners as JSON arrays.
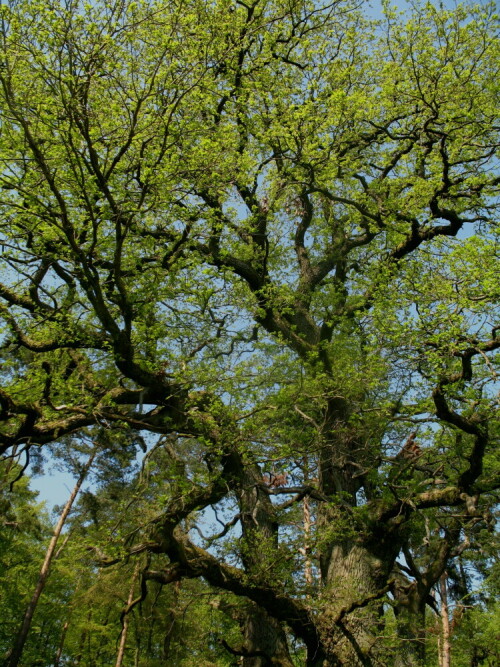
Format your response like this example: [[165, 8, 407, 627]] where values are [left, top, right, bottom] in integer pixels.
[[7, 448, 95, 667], [0, 461, 51, 664], [0, 0, 498, 665]]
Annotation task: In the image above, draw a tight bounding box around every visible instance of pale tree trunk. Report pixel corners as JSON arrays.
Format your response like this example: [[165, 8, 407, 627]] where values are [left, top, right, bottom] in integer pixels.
[[321, 538, 397, 665], [7, 452, 95, 667], [54, 578, 82, 665], [302, 495, 314, 591], [439, 574, 451, 667], [115, 561, 141, 667], [54, 621, 69, 666], [300, 456, 314, 593]]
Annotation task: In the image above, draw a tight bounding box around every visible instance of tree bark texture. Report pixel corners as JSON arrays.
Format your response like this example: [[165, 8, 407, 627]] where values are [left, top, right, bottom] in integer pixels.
[[237, 464, 295, 666], [392, 581, 427, 667], [313, 399, 400, 664], [241, 603, 295, 667]]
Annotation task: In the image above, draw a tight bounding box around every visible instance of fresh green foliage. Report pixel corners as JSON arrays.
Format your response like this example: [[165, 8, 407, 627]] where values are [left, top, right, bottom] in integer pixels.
[[0, 0, 498, 665]]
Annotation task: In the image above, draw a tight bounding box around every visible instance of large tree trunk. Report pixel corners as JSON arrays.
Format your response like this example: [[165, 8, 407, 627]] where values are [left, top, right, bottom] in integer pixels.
[[236, 463, 295, 667], [316, 398, 400, 665], [240, 602, 295, 667], [319, 535, 398, 665], [392, 579, 427, 667]]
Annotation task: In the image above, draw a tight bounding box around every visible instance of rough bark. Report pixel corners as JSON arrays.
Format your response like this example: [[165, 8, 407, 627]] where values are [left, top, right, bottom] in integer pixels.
[[392, 580, 427, 667], [237, 463, 295, 667], [313, 398, 397, 664], [239, 603, 295, 667]]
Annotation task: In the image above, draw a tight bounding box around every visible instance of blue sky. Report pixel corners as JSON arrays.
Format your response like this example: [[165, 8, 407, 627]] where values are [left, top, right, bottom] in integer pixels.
[[31, 468, 88, 514], [27, 0, 485, 511]]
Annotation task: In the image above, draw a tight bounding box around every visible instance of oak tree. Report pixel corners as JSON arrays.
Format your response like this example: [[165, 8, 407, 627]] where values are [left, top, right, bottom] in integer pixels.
[[0, 0, 498, 664]]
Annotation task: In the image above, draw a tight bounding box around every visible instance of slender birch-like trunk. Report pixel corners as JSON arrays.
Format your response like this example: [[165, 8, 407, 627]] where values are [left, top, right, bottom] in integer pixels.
[[115, 561, 141, 667], [439, 574, 451, 667], [7, 452, 96, 667], [54, 621, 69, 666], [302, 495, 313, 591]]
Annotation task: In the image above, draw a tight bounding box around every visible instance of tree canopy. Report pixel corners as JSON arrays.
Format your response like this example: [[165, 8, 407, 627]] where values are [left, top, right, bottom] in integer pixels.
[[0, 0, 499, 665]]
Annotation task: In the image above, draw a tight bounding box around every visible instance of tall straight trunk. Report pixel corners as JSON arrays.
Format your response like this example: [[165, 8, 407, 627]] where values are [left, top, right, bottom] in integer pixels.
[[302, 495, 314, 591], [439, 574, 451, 667], [54, 621, 70, 666], [115, 561, 141, 667], [7, 452, 95, 667], [301, 456, 314, 593], [54, 577, 82, 665]]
